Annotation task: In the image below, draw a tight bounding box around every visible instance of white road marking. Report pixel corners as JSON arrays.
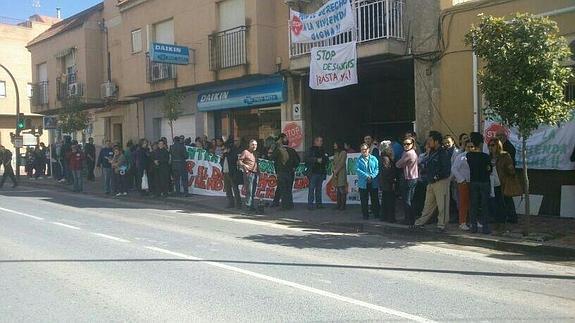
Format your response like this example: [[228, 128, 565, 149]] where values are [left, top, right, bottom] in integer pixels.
[[93, 233, 130, 243], [0, 206, 44, 220], [145, 246, 436, 323], [51, 222, 81, 230]]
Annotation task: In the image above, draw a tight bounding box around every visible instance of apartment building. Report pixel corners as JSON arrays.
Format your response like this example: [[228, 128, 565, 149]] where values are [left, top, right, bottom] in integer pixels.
[[286, 0, 441, 147], [0, 15, 56, 166]]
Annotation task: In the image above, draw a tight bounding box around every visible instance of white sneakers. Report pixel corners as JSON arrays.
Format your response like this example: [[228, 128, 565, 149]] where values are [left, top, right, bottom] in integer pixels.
[[459, 223, 470, 231]]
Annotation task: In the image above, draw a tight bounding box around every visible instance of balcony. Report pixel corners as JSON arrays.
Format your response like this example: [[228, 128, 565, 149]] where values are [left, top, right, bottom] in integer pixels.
[[147, 54, 177, 83], [289, 0, 405, 57], [57, 74, 84, 101], [209, 26, 248, 71], [32, 81, 49, 106]]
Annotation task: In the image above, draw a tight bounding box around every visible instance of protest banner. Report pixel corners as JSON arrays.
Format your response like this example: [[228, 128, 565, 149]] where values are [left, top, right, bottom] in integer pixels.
[[289, 0, 355, 44], [484, 111, 575, 170], [309, 41, 358, 90], [184, 146, 363, 204]]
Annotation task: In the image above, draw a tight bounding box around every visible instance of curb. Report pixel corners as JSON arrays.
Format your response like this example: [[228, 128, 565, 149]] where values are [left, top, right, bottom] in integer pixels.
[[14, 180, 575, 258]]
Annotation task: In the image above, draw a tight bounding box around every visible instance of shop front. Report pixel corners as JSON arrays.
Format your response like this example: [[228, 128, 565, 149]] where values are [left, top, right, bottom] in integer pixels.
[[197, 75, 286, 149]]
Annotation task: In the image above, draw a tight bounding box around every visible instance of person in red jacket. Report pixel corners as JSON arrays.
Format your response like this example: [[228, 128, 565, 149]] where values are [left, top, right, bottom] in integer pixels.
[[67, 144, 85, 192]]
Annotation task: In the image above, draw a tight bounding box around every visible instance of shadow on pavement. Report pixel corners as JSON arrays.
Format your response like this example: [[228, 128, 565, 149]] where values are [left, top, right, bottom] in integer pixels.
[[0, 258, 573, 280]]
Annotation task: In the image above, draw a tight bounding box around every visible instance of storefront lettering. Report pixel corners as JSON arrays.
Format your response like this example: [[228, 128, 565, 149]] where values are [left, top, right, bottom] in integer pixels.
[[199, 92, 229, 103], [154, 44, 183, 53]]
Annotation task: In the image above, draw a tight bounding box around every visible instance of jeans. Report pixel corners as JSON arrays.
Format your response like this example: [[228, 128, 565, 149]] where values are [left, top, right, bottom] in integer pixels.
[[113, 172, 128, 194], [87, 160, 95, 181], [172, 162, 189, 194], [72, 170, 83, 192], [0, 165, 17, 187], [244, 172, 258, 209], [400, 178, 418, 224], [307, 174, 324, 207], [102, 167, 112, 193], [224, 173, 241, 207], [359, 185, 380, 219], [470, 182, 491, 233]]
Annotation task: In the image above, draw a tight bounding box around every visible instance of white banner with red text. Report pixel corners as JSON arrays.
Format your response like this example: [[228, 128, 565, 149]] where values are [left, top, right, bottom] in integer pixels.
[[289, 0, 355, 44], [309, 41, 358, 90]]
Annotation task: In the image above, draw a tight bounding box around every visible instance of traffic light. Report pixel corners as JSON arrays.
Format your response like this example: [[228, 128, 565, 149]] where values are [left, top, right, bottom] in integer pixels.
[[17, 113, 25, 130]]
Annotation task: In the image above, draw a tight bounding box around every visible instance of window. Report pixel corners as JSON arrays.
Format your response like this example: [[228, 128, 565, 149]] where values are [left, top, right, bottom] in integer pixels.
[[153, 19, 174, 44], [131, 29, 142, 53], [0, 81, 6, 98], [218, 0, 245, 31], [27, 83, 33, 98], [37, 62, 47, 82]]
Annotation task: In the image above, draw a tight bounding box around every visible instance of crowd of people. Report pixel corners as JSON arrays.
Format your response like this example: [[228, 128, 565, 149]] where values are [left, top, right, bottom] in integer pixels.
[[3, 128, 523, 233]]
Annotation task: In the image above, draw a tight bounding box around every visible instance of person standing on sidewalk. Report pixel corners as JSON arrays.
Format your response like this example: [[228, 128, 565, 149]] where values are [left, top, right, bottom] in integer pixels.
[[84, 138, 96, 181], [238, 139, 259, 212], [305, 136, 328, 210], [111, 145, 128, 196], [222, 139, 243, 208], [467, 132, 492, 234], [379, 141, 396, 222], [357, 143, 380, 220], [134, 139, 151, 195], [332, 141, 348, 211], [97, 140, 114, 195], [0, 145, 17, 188], [451, 140, 473, 231], [67, 144, 85, 192], [395, 136, 419, 225], [414, 131, 452, 232], [170, 136, 190, 197], [152, 140, 170, 198], [271, 134, 298, 210]]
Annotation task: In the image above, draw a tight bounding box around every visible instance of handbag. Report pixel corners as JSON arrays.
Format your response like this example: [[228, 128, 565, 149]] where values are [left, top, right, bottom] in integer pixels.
[[503, 173, 523, 197], [141, 171, 149, 191]]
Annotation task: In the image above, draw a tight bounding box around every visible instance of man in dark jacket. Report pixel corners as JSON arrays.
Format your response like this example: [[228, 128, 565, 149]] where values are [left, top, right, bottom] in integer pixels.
[[153, 140, 170, 197], [0, 145, 17, 188], [271, 134, 298, 210], [415, 131, 452, 231], [221, 138, 243, 208], [170, 136, 189, 197], [97, 140, 114, 194], [305, 136, 328, 210], [84, 137, 96, 181]]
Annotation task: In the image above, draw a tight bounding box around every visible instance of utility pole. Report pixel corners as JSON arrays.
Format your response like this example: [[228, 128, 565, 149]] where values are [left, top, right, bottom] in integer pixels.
[[0, 63, 22, 178]]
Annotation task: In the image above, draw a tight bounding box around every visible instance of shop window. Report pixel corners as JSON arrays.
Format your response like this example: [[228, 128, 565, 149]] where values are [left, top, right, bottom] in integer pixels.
[[131, 29, 142, 53], [0, 81, 6, 98], [231, 107, 281, 144]]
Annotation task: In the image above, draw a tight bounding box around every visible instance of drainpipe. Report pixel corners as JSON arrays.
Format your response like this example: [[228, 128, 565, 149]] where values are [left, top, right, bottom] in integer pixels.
[[472, 52, 479, 132]]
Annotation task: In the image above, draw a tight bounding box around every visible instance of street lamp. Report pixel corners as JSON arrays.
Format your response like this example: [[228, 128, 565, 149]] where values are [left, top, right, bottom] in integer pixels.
[[0, 63, 22, 178]]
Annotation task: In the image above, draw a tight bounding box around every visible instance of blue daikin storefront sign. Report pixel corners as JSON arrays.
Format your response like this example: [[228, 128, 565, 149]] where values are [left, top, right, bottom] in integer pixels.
[[197, 76, 285, 112], [150, 43, 190, 65]]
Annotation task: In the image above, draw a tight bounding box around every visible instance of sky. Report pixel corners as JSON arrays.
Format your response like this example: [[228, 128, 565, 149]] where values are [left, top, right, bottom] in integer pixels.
[[0, 0, 102, 22]]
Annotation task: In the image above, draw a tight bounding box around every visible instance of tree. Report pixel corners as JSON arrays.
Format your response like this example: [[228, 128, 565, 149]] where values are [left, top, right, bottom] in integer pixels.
[[163, 88, 185, 140], [58, 96, 89, 135], [465, 13, 574, 233]]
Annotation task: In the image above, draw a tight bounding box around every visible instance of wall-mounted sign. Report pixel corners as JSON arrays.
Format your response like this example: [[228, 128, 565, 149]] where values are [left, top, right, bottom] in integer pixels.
[[197, 77, 285, 112], [282, 121, 304, 152], [292, 104, 301, 120], [150, 43, 190, 65], [43, 116, 58, 129], [289, 0, 355, 44]]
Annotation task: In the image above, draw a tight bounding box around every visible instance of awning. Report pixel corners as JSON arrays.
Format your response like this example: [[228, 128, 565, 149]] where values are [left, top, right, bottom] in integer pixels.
[[197, 75, 285, 112], [55, 47, 76, 58]]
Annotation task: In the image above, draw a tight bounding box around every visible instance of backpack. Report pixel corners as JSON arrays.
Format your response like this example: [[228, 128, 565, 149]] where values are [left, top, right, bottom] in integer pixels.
[[285, 147, 300, 171]]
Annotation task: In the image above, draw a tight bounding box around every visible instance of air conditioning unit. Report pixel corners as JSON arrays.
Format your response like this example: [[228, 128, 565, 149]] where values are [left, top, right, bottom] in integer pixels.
[[68, 83, 79, 96], [100, 81, 117, 99]]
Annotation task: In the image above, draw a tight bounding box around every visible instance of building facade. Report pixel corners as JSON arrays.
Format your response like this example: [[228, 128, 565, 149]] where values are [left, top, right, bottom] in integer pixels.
[[0, 15, 56, 167]]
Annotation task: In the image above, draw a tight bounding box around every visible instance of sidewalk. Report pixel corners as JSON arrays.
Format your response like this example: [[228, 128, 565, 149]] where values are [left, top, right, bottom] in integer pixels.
[[13, 174, 575, 258]]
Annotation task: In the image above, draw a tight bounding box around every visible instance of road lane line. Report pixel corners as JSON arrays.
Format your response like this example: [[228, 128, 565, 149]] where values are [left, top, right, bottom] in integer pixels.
[[145, 246, 436, 323], [93, 233, 130, 243], [0, 206, 44, 220], [51, 222, 82, 230]]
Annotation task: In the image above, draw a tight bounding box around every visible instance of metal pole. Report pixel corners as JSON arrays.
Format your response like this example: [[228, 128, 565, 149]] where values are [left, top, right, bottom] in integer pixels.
[[0, 63, 21, 179]]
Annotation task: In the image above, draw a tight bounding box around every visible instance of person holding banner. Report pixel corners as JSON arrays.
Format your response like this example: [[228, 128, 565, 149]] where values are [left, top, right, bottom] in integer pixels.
[[357, 143, 380, 220], [238, 139, 259, 212]]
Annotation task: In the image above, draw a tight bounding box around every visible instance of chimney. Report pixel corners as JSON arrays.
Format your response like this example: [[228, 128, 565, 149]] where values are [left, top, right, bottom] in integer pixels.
[[56, 7, 61, 19]]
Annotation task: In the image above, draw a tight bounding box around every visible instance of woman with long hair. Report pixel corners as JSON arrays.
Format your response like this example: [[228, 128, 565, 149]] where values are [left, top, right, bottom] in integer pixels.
[[488, 138, 517, 224], [332, 141, 348, 210]]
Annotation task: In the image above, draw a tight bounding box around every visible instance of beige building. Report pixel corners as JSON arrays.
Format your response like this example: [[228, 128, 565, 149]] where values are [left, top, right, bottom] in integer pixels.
[[0, 15, 57, 168]]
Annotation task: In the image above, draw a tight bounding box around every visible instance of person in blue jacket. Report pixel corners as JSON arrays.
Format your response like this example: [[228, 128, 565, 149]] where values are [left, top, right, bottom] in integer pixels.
[[356, 143, 380, 220]]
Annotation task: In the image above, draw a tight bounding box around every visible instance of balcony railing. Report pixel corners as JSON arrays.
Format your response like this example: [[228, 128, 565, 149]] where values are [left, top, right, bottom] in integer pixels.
[[57, 73, 84, 101], [209, 26, 247, 71], [147, 54, 177, 83], [32, 81, 49, 106], [289, 0, 405, 57]]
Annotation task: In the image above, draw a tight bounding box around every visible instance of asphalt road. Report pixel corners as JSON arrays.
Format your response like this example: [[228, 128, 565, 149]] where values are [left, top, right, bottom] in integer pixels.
[[0, 187, 574, 322]]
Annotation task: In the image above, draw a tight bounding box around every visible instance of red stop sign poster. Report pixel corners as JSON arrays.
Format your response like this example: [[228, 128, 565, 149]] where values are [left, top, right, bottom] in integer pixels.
[[282, 121, 304, 151], [484, 123, 510, 144]]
